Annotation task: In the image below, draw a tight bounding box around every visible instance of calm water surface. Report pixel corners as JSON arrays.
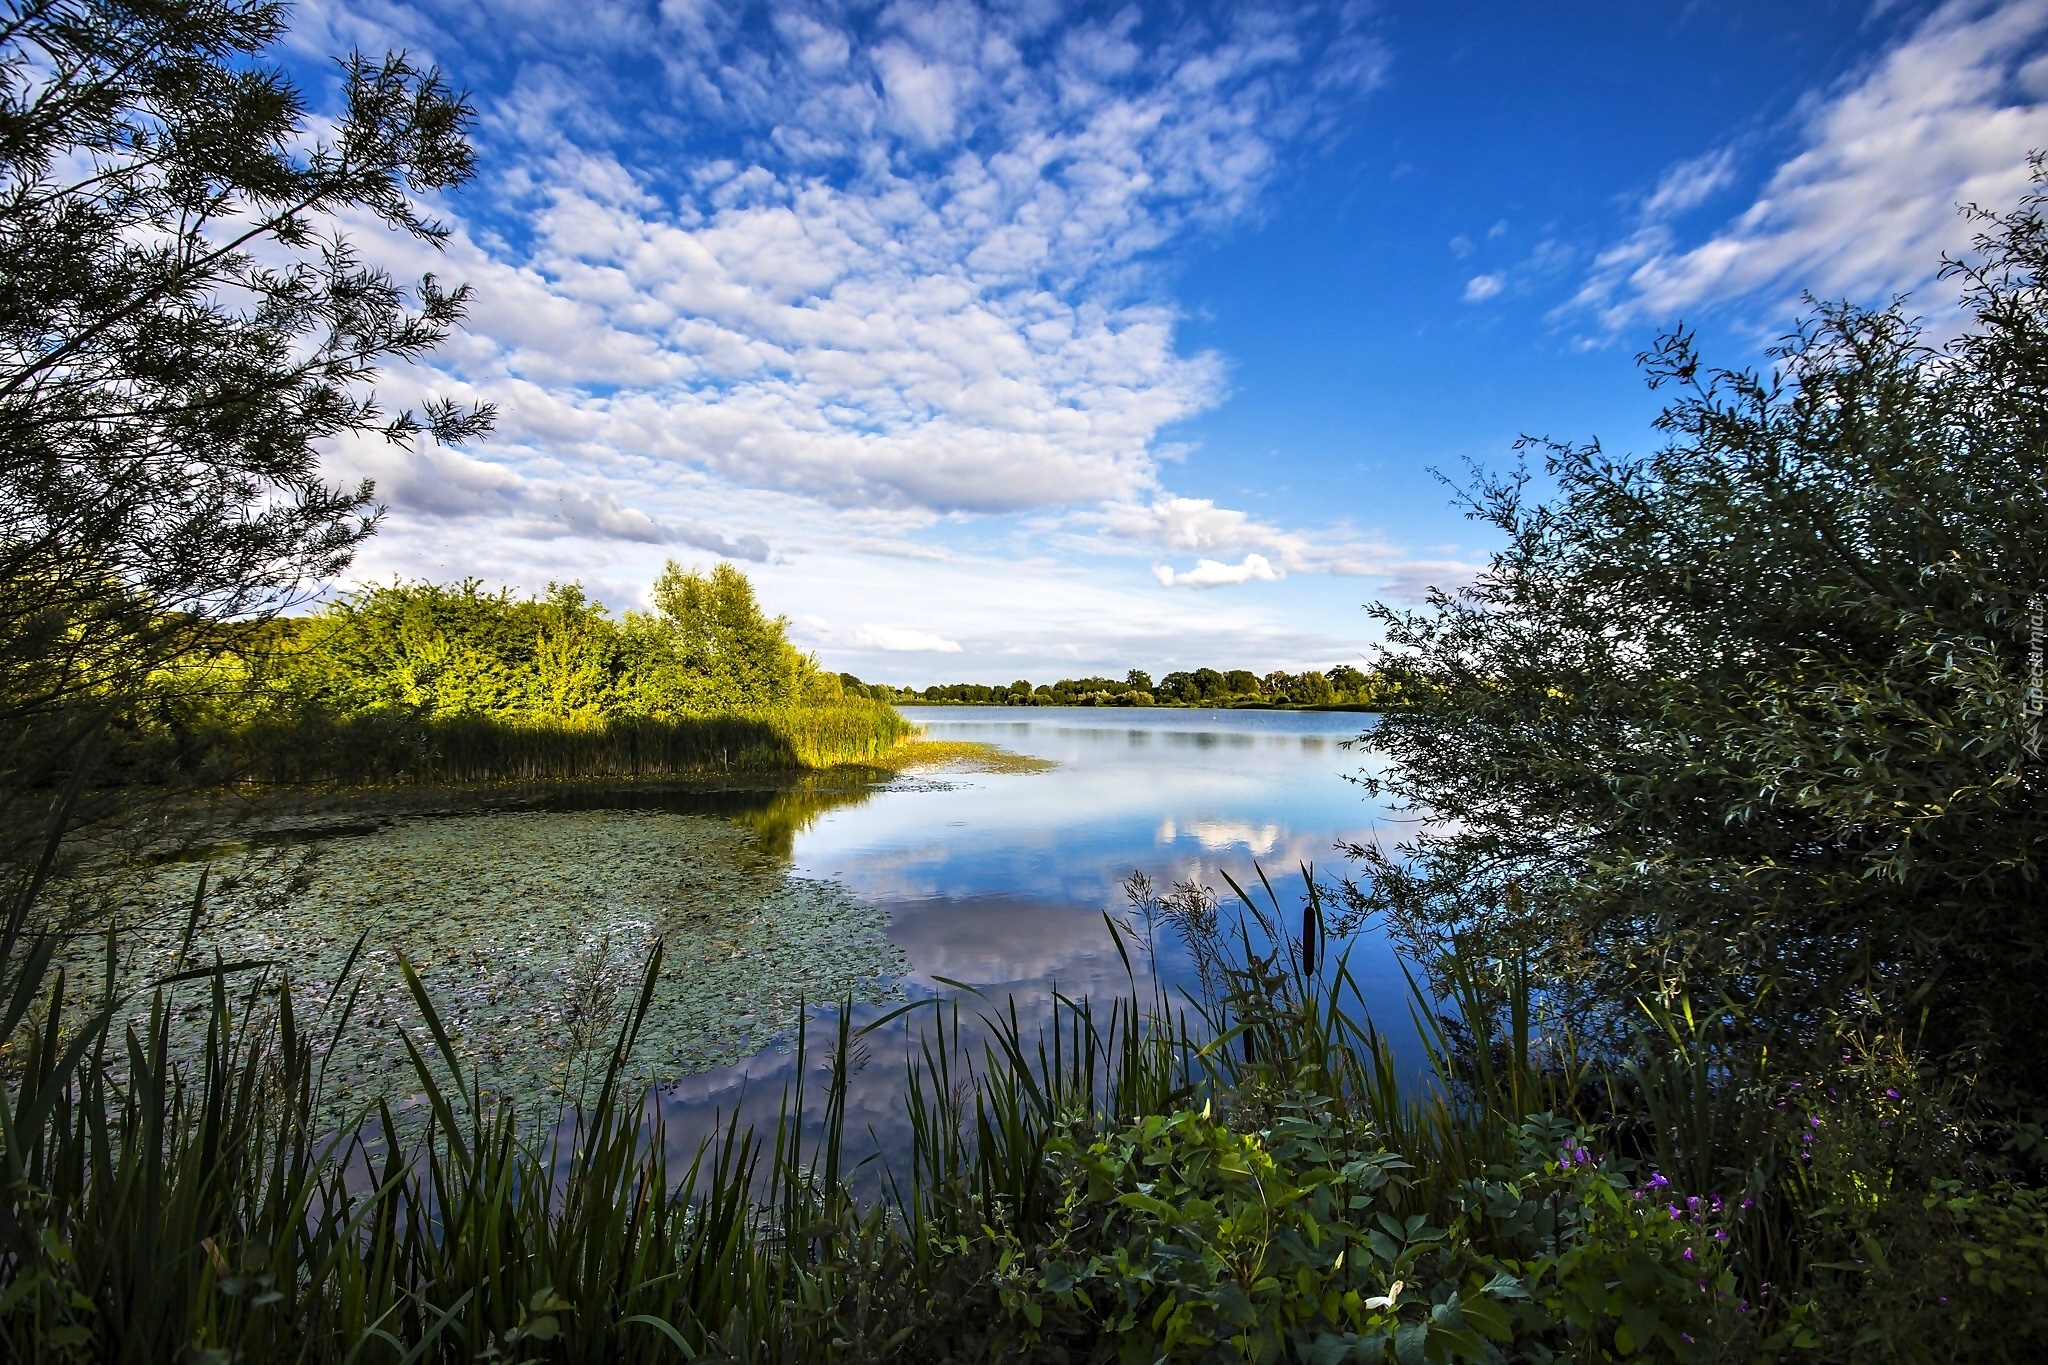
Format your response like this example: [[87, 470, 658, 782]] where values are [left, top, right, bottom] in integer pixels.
[[658, 706, 1422, 1150]]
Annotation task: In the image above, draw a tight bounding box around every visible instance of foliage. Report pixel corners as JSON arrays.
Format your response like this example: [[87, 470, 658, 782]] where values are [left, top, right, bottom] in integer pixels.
[[2, 822, 2042, 1361], [1349, 169, 2048, 1104], [0, 0, 490, 817], [637, 561, 807, 714], [881, 665, 1387, 708], [277, 563, 813, 721], [129, 704, 906, 787], [112, 562, 911, 784]]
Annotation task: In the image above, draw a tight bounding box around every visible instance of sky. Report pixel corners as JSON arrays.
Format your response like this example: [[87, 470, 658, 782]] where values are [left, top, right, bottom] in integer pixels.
[[280, 0, 2048, 684]]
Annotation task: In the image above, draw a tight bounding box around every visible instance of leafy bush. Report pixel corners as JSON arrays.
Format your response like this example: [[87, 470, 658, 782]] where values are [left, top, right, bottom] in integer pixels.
[[1351, 170, 2048, 1101], [1008, 1097, 1787, 1364], [101, 562, 914, 784]]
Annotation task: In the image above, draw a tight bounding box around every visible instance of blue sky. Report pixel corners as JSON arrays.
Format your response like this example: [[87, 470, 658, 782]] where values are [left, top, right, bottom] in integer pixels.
[[288, 0, 2048, 682]]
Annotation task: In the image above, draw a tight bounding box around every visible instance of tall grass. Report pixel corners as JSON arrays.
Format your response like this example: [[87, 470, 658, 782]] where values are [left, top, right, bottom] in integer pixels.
[[4, 841, 2044, 1360], [0, 858, 1204, 1359], [135, 701, 913, 787]]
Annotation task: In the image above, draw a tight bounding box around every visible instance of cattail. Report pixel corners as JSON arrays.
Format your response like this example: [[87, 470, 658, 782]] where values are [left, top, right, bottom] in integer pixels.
[[1301, 900, 1318, 975]]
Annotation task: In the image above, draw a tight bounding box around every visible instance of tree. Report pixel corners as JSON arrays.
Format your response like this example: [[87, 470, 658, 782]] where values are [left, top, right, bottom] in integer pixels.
[[633, 560, 801, 713], [1328, 664, 1370, 702], [0, 0, 490, 792], [1291, 670, 1335, 706], [1350, 173, 2048, 1102], [1126, 669, 1153, 693]]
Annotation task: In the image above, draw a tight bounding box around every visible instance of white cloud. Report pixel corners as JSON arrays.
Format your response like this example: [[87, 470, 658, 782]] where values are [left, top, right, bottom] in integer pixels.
[[1639, 147, 1739, 219], [803, 620, 964, 653], [1100, 496, 1479, 598], [1463, 272, 1505, 302], [1572, 0, 2048, 330], [1103, 496, 1307, 558], [346, 1, 1387, 522], [278, 1, 1474, 672], [1154, 553, 1282, 589], [858, 625, 964, 654]]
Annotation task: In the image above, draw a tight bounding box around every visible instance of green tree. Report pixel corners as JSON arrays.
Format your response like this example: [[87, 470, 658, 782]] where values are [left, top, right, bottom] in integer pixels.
[[1352, 175, 2048, 1101], [526, 584, 617, 718], [1291, 669, 1335, 706], [631, 560, 801, 714], [0, 0, 490, 786], [285, 580, 545, 717], [1126, 669, 1153, 693], [1328, 664, 1370, 702]]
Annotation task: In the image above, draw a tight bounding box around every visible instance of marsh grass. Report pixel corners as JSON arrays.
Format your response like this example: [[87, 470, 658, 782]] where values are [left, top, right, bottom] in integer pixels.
[[0, 840, 1622, 1362], [141, 701, 914, 788], [5, 834, 2043, 1360], [866, 738, 1056, 776]]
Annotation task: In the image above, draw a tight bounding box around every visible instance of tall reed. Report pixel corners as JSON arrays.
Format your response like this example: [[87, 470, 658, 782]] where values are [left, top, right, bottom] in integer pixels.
[[6, 842, 2031, 1360], [142, 701, 913, 787]]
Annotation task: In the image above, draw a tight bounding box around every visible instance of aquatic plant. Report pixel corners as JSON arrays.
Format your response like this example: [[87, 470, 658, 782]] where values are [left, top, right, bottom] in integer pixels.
[[59, 809, 907, 1132], [131, 701, 913, 788], [5, 836, 2044, 1359]]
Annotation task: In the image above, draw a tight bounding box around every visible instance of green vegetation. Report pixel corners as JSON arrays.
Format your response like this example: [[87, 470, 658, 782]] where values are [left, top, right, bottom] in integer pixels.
[[869, 738, 1059, 774], [0, 0, 492, 851], [0, 0, 896, 801], [1331, 171, 2048, 1354], [868, 665, 1390, 709], [9, 861, 2044, 1361], [1351, 177, 2048, 1102], [65, 807, 907, 1131], [124, 564, 911, 786]]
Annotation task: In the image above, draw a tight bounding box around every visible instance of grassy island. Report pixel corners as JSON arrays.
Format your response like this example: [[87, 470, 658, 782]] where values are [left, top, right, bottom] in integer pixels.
[[113, 563, 913, 789]]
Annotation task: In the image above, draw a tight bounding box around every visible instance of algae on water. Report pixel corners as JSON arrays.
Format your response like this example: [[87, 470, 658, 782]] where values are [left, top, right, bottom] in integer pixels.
[[70, 808, 907, 1127]]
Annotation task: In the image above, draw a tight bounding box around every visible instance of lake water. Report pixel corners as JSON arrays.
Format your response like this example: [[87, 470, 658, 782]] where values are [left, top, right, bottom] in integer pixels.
[[800, 705, 1399, 1004], [85, 705, 1420, 1155], [656, 705, 1422, 1153]]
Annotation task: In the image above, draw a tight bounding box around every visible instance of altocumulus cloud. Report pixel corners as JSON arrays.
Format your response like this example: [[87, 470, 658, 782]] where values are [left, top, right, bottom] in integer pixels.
[[295, 0, 1391, 585]]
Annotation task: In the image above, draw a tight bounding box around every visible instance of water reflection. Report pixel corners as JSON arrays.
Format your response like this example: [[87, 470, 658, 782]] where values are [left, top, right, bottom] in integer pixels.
[[652, 706, 1422, 1155]]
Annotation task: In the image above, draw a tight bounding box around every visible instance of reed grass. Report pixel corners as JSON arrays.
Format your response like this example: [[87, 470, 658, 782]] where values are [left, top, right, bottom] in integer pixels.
[[0, 849, 1618, 1362], [153, 701, 914, 787], [3, 828, 2041, 1360]]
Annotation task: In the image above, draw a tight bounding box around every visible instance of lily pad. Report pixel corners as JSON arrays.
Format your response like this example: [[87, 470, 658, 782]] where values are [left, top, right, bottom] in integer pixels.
[[63, 807, 907, 1128]]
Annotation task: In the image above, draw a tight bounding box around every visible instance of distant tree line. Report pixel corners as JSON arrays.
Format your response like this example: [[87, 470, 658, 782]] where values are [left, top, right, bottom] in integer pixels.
[[841, 664, 1392, 708]]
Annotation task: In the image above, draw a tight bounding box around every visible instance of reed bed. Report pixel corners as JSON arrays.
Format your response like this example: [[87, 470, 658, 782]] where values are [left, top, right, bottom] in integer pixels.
[[3, 845, 2042, 1360], [152, 701, 914, 787]]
